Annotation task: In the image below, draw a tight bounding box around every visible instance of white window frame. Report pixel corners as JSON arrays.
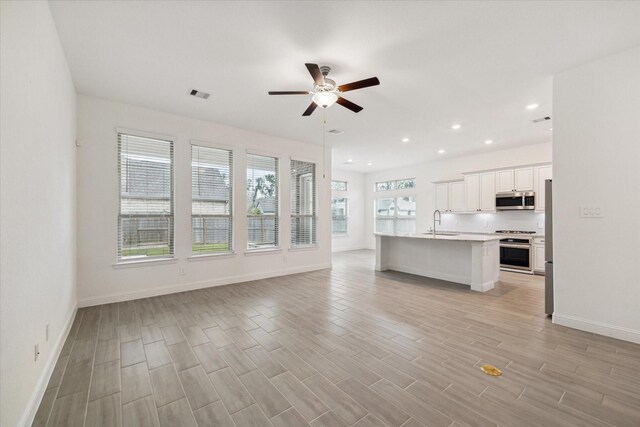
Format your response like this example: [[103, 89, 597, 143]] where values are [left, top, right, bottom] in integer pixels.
[[375, 196, 417, 234], [246, 153, 280, 251], [290, 159, 317, 248], [331, 180, 348, 191], [117, 130, 175, 262], [375, 178, 416, 192], [331, 197, 348, 236], [191, 143, 234, 256]]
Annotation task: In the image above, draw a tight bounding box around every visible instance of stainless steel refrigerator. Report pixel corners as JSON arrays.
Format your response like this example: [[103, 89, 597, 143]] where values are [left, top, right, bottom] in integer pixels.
[[545, 179, 553, 315]]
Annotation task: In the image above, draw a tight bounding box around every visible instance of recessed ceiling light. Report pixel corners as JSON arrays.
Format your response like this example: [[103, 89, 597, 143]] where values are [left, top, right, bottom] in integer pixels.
[[451, 124, 461, 130], [367, 162, 373, 166], [401, 137, 410, 143], [526, 103, 539, 110], [438, 149, 445, 154], [347, 159, 353, 163], [485, 140, 493, 145], [550, 127, 553, 131]]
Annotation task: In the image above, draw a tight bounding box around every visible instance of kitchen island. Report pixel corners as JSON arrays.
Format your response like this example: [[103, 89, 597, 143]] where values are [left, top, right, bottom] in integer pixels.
[[375, 233, 501, 292]]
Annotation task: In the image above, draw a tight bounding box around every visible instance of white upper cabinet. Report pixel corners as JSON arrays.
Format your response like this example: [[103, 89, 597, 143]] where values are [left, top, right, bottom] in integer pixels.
[[435, 180, 464, 212], [479, 172, 496, 211], [497, 167, 533, 192], [464, 174, 480, 212], [534, 165, 553, 212], [514, 167, 534, 191], [497, 169, 515, 192], [450, 181, 466, 212], [435, 182, 450, 211], [465, 172, 496, 212]]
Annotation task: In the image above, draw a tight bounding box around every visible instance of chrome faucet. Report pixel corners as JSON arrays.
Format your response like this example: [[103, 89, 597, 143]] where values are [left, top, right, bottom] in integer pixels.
[[433, 210, 441, 237]]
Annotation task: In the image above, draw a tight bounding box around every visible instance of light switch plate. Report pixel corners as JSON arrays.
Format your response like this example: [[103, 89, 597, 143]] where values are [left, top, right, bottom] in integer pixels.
[[580, 205, 604, 218]]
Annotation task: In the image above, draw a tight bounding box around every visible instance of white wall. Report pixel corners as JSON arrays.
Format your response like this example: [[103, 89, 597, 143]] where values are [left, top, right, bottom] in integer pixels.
[[331, 169, 367, 251], [553, 47, 640, 343], [76, 95, 331, 306], [0, 2, 77, 426], [363, 142, 552, 248]]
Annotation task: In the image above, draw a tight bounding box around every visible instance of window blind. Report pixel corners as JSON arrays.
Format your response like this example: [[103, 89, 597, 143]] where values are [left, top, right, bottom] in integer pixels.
[[290, 159, 316, 246], [192, 145, 233, 255], [331, 198, 348, 235], [247, 154, 279, 249], [118, 133, 174, 260]]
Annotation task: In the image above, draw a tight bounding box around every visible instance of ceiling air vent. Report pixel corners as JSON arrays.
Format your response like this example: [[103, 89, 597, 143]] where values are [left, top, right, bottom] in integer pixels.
[[532, 116, 551, 123], [328, 129, 344, 134], [189, 89, 210, 100]]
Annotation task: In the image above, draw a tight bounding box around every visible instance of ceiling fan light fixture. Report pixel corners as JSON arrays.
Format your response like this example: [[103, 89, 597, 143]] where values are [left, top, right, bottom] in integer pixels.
[[312, 91, 338, 108]]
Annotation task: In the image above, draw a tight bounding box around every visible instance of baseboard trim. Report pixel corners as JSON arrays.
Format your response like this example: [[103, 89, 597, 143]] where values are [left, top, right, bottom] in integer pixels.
[[21, 303, 77, 427], [553, 313, 640, 344], [78, 263, 332, 307]]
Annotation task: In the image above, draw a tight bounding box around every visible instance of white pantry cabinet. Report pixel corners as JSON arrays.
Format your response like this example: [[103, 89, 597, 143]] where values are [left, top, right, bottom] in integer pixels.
[[535, 165, 553, 212], [464, 172, 496, 212], [497, 167, 534, 192], [434, 180, 465, 212]]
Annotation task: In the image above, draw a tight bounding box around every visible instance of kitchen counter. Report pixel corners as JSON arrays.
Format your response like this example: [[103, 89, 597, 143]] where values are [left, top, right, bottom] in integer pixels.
[[375, 233, 499, 292], [374, 232, 501, 242]]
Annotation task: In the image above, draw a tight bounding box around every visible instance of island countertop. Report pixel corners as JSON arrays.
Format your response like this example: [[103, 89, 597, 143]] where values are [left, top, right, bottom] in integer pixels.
[[374, 232, 502, 243]]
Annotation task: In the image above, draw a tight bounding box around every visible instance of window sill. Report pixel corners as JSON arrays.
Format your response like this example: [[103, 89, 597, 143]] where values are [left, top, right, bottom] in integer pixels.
[[288, 245, 319, 252], [188, 252, 236, 262], [244, 248, 282, 256], [113, 257, 178, 269], [332, 234, 350, 238]]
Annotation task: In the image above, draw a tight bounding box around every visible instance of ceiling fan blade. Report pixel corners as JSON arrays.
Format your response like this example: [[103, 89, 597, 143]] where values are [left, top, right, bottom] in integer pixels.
[[268, 91, 310, 95], [338, 77, 380, 92], [336, 97, 363, 113], [305, 63, 325, 86], [302, 102, 318, 116]]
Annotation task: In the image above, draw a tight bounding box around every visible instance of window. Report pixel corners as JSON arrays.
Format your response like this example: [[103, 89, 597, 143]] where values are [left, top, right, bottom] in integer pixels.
[[376, 181, 396, 192], [247, 154, 278, 249], [397, 178, 416, 189], [375, 178, 416, 192], [331, 198, 348, 235], [375, 196, 416, 234], [290, 159, 316, 246], [191, 145, 233, 255], [118, 133, 173, 260], [331, 180, 347, 191]]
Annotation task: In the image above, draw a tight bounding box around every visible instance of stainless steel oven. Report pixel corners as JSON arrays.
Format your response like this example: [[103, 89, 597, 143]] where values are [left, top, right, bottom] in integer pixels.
[[498, 235, 533, 273]]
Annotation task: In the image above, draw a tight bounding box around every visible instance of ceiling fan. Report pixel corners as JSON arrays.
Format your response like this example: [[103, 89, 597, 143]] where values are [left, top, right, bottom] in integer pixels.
[[268, 63, 380, 116]]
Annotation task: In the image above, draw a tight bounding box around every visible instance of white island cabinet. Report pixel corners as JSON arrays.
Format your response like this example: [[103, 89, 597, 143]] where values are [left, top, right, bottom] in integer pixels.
[[375, 233, 501, 292]]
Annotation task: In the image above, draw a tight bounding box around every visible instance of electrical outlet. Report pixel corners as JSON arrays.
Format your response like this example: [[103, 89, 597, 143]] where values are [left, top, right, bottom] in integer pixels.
[[35, 343, 40, 362], [46, 324, 50, 342], [579, 205, 604, 218], [179, 267, 185, 276], [483, 221, 488, 228]]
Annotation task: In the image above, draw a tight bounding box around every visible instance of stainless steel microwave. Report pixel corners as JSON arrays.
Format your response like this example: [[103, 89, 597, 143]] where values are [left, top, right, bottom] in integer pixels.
[[496, 191, 535, 210]]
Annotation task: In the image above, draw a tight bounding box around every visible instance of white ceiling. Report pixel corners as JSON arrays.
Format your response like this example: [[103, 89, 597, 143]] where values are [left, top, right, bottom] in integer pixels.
[[50, 1, 640, 172]]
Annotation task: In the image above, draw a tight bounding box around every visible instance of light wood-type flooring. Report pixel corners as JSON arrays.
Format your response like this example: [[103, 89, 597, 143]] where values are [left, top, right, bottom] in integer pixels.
[[33, 250, 640, 426]]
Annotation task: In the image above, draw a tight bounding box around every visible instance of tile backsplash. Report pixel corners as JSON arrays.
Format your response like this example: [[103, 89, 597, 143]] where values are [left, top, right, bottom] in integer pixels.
[[439, 211, 545, 234]]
